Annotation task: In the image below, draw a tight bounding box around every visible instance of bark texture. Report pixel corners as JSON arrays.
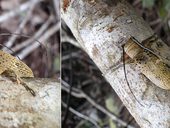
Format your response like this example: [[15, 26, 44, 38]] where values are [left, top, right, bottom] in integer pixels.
[[61, 0, 170, 127], [0, 77, 60, 128]]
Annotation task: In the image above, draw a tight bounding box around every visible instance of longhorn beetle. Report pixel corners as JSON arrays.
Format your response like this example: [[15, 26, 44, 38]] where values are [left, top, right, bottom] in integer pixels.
[[122, 33, 170, 106], [0, 33, 48, 96]]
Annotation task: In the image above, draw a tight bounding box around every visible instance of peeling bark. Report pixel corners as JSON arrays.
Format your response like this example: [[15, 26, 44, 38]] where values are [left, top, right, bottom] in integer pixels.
[[0, 77, 60, 128], [61, 0, 170, 127]]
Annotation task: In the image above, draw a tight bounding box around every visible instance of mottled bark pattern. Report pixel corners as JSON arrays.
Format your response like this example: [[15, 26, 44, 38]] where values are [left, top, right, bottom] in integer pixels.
[[0, 77, 60, 128], [124, 37, 170, 90], [61, 0, 170, 127]]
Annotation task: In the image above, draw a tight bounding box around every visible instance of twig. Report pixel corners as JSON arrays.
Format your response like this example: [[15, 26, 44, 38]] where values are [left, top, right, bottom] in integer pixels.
[[0, 0, 41, 23], [62, 101, 100, 128], [53, 0, 60, 20], [3, 1, 36, 50], [16, 22, 60, 59], [62, 30, 81, 48], [62, 80, 135, 128], [11, 15, 54, 53], [132, 0, 141, 6], [150, 19, 161, 26], [62, 50, 82, 61], [62, 44, 73, 127]]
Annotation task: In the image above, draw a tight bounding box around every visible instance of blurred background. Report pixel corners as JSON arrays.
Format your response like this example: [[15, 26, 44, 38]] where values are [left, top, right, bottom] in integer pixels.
[[62, 0, 170, 128], [0, 0, 60, 78]]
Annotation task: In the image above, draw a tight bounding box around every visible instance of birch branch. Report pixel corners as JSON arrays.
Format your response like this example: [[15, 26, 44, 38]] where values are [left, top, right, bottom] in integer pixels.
[[61, 0, 170, 128]]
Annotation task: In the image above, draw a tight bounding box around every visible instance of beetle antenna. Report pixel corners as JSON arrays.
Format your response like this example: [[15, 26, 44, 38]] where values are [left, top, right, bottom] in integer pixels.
[[0, 43, 21, 60], [122, 45, 144, 107]]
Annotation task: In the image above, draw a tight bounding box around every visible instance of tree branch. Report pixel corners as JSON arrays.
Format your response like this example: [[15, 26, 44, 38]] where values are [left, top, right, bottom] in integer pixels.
[[61, 0, 170, 127], [0, 77, 60, 128]]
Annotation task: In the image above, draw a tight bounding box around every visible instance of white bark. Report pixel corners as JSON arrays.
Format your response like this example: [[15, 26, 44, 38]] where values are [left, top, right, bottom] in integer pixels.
[[61, 0, 170, 127], [0, 77, 60, 128]]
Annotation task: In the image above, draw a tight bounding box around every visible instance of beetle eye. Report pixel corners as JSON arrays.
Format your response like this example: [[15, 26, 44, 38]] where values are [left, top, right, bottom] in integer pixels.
[[16, 63, 20, 67]]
